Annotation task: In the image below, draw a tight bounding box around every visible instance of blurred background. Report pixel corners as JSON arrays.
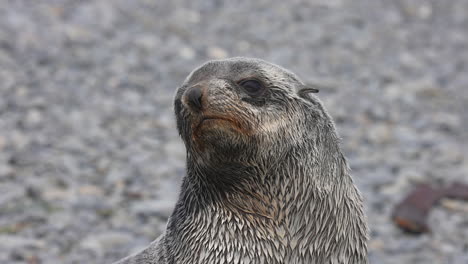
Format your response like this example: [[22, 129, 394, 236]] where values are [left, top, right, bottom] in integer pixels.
[[0, 0, 467, 263]]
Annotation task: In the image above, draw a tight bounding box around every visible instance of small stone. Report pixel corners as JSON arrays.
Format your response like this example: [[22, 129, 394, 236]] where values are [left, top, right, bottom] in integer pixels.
[[23, 109, 43, 128], [156, 111, 175, 129], [42, 188, 69, 201], [381, 175, 409, 195], [432, 112, 460, 133], [79, 232, 134, 254], [0, 184, 25, 207], [185, 10, 201, 24], [131, 199, 175, 219], [0, 235, 45, 251], [164, 141, 185, 161], [0, 135, 6, 151], [0, 164, 14, 179], [45, 211, 73, 232], [106, 167, 131, 185], [369, 239, 384, 250], [237, 41, 251, 52], [409, 78, 441, 98], [450, 254, 468, 264], [207, 47, 228, 59], [78, 185, 104, 196], [134, 35, 158, 50], [9, 131, 29, 150], [64, 25, 94, 44], [399, 52, 423, 71], [417, 4, 432, 19], [367, 123, 393, 144], [178, 47, 195, 60], [440, 199, 468, 213], [438, 243, 456, 254]]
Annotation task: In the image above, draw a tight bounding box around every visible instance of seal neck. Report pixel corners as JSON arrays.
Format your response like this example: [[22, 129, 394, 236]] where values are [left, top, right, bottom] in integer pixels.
[[176, 134, 351, 218]]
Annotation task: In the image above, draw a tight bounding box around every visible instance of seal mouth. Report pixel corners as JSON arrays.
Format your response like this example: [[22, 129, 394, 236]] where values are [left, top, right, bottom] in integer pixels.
[[191, 114, 250, 140], [201, 116, 232, 123], [191, 115, 233, 140], [196, 115, 234, 129]]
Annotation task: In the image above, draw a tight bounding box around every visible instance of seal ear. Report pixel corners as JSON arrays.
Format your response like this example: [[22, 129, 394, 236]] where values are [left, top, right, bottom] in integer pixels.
[[298, 87, 319, 96], [298, 85, 319, 100]]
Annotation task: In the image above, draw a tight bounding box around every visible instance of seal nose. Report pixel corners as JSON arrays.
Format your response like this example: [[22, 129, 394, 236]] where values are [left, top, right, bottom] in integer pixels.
[[185, 86, 203, 111]]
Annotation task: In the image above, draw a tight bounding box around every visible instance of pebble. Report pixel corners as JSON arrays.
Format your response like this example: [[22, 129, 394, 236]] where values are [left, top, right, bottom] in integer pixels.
[[0, 235, 45, 251], [0, 164, 14, 179], [24, 109, 42, 127], [0, 135, 6, 151], [131, 200, 175, 219], [79, 232, 134, 254], [179, 46, 196, 60], [207, 47, 228, 59]]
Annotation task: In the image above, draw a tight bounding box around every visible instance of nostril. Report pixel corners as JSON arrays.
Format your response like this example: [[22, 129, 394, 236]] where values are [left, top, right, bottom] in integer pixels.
[[185, 86, 203, 110]]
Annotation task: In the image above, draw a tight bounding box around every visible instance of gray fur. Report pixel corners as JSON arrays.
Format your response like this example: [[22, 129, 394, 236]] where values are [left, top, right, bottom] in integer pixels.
[[114, 57, 369, 264]]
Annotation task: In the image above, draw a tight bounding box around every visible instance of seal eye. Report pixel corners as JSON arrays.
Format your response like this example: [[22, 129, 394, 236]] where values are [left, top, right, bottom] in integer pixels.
[[239, 80, 265, 96]]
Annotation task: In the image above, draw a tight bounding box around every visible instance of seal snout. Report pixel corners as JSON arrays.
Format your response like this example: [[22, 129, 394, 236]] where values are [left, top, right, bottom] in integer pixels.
[[184, 86, 204, 111]]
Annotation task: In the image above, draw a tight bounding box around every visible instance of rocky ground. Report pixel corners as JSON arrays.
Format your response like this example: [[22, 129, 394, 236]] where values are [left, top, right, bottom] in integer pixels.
[[0, 0, 467, 263]]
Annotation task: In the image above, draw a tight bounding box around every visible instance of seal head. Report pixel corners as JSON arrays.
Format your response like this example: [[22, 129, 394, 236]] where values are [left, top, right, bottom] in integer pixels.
[[174, 58, 318, 166]]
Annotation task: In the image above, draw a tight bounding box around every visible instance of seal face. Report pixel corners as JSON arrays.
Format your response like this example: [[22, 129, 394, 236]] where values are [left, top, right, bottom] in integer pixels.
[[115, 57, 368, 264], [174, 58, 310, 162]]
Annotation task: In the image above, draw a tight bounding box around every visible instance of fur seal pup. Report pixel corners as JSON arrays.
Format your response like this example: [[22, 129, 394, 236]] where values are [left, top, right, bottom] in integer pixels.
[[114, 57, 369, 264]]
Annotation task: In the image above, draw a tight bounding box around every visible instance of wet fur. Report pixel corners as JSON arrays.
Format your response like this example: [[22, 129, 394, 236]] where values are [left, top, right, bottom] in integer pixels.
[[114, 58, 368, 264]]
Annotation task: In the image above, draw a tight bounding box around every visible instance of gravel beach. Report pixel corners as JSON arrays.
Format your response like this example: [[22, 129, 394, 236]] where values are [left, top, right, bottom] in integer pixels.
[[0, 0, 467, 263]]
